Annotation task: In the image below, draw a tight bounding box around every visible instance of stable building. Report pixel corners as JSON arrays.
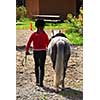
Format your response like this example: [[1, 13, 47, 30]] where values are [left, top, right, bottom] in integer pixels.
[[18, 0, 82, 20]]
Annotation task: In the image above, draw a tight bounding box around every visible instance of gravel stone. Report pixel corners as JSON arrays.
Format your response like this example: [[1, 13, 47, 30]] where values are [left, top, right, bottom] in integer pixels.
[[16, 30, 83, 100]]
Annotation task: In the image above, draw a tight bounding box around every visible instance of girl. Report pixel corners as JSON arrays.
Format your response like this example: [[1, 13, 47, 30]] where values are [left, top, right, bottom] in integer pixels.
[[26, 19, 49, 87]]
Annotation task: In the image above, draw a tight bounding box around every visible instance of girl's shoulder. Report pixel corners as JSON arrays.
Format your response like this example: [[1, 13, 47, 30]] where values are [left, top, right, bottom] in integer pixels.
[[30, 32, 37, 37]]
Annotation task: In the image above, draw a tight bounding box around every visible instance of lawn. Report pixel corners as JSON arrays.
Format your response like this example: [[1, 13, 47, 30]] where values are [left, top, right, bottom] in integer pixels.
[[16, 18, 83, 45], [16, 18, 69, 30]]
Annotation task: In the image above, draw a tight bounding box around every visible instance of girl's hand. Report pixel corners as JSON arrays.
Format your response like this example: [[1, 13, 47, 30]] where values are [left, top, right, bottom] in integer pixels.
[[26, 52, 30, 55]]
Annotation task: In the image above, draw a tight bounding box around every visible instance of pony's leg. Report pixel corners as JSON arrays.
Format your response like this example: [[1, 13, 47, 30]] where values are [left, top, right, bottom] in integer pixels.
[[61, 65, 66, 89], [61, 44, 71, 90], [62, 55, 70, 90], [54, 72, 59, 92], [51, 44, 57, 69]]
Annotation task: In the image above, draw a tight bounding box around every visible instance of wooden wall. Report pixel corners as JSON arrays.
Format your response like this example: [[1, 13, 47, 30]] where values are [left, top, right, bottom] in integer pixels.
[[26, 0, 39, 18], [26, 0, 79, 19], [39, 0, 76, 19]]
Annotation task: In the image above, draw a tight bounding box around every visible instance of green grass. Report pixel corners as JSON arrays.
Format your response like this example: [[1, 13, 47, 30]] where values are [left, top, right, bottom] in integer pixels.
[[45, 22, 69, 30], [16, 18, 69, 30], [65, 32, 83, 45], [16, 18, 83, 45], [16, 18, 36, 30]]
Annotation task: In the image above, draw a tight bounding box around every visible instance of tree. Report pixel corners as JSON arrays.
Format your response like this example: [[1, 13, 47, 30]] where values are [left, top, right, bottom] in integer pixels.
[[16, 0, 25, 7]]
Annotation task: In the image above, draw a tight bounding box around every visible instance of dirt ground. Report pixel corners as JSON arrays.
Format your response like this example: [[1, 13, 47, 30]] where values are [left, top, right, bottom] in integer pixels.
[[16, 30, 83, 100]]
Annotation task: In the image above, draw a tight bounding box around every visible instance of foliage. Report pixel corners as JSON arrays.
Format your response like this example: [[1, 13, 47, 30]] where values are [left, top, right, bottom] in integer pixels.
[[65, 32, 83, 45], [64, 7, 83, 45], [65, 7, 83, 35], [16, 6, 27, 21]]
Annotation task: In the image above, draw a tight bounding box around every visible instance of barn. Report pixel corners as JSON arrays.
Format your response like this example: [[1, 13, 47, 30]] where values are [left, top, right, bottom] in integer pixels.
[[17, 0, 82, 20]]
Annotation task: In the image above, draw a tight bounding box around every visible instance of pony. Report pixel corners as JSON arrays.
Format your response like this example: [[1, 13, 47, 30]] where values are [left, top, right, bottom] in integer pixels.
[[48, 30, 71, 92]]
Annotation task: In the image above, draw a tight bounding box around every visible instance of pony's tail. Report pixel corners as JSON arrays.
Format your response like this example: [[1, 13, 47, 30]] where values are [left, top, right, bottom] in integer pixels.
[[54, 41, 64, 87]]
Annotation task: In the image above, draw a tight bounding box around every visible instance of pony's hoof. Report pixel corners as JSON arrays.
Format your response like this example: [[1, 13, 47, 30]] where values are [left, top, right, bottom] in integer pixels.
[[55, 88, 59, 93], [61, 88, 65, 91]]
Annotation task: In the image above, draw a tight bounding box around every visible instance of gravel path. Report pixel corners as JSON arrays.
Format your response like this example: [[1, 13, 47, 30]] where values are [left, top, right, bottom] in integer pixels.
[[16, 30, 83, 100]]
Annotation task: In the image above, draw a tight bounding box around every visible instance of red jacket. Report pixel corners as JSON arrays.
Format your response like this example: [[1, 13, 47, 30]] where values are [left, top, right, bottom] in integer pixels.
[[26, 30, 49, 52]]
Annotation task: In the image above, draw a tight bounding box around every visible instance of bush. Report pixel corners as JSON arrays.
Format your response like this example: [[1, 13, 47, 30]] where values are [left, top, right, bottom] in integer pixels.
[[65, 7, 83, 35], [64, 7, 83, 45], [65, 32, 83, 45], [16, 6, 27, 21]]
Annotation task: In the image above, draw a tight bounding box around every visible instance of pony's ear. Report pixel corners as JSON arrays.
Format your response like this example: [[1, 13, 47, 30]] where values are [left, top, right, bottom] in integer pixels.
[[52, 30, 54, 35], [59, 30, 61, 33]]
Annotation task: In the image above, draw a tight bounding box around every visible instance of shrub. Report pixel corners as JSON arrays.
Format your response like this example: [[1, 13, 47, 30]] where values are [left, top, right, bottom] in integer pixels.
[[64, 7, 83, 45], [65, 7, 83, 35], [16, 6, 27, 21], [65, 32, 83, 45]]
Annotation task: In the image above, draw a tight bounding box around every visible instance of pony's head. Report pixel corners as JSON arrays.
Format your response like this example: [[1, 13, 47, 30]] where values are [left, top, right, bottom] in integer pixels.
[[50, 30, 61, 37]]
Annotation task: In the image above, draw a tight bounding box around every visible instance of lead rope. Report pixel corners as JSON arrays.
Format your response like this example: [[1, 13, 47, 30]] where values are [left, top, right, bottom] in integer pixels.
[[22, 54, 27, 66], [21, 52, 33, 66]]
